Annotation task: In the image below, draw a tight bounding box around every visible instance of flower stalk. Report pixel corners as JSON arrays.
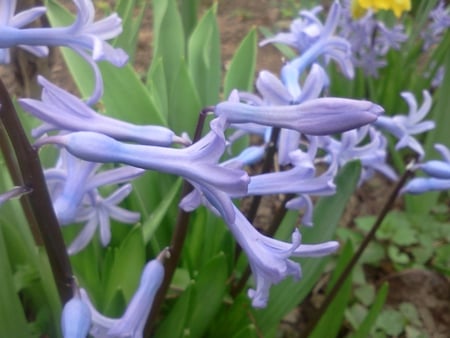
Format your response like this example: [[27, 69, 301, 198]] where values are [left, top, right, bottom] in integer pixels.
[[0, 78, 74, 302]]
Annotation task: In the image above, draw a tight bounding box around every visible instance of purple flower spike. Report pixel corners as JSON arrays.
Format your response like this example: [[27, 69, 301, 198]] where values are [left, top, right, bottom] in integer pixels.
[[80, 250, 167, 337], [227, 206, 338, 308], [20, 77, 187, 146], [36, 118, 250, 224], [215, 97, 383, 136]]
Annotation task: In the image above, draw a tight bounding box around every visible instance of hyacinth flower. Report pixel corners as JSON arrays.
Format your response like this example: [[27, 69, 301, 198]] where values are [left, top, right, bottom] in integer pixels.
[[215, 96, 383, 136], [402, 144, 450, 194], [338, 3, 408, 77], [374, 90, 434, 159], [245, 149, 337, 226], [19, 77, 188, 146], [257, 63, 328, 165], [0, 0, 47, 63], [421, 1, 450, 51], [227, 205, 339, 308], [321, 126, 397, 184], [35, 117, 250, 224], [44, 150, 143, 253], [61, 291, 91, 338], [78, 250, 166, 337], [0, 0, 128, 103], [261, 1, 354, 79]]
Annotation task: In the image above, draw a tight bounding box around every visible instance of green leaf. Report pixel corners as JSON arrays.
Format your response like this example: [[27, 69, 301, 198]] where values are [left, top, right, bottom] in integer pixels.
[[231, 325, 257, 338], [253, 161, 362, 332], [0, 228, 31, 337], [375, 309, 406, 336], [399, 302, 420, 324], [154, 283, 193, 338], [351, 283, 389, 338], [167, 59, 202, 135], [388, 245, 410, 265], [147, 58, 169, 120], [187, 253, 228, 338], [113, 0, 147, 62], [354, 284, 375, 306], [309, 242, 354, 338], [150, 0, 185, 93], [141, 178, 182, 244], [187, 5, 221, 106], [223, 28, 257, 97], [102, 227, 145, 313]]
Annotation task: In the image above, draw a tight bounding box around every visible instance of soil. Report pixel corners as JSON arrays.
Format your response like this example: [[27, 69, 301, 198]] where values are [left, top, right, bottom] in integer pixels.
[[1, 1, 449, 337]]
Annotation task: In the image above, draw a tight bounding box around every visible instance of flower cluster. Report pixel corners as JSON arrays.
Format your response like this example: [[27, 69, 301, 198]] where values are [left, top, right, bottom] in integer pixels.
[[1, 0, 445, 337]]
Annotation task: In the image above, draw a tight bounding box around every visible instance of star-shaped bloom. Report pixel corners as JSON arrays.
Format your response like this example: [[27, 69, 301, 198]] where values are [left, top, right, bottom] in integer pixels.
[[20, 77, 188, 146], [374, 90, 434, 159], [228, 205, 339, 308], [44, 149, 143, 253], [321, 125, 397, 184], [0, 0, 128, 103]]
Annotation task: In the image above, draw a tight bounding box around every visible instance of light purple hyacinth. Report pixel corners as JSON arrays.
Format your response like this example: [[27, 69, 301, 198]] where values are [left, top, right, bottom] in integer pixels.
[[418, 144, 450, 179], [374, 90, 434, 159], [0, 0, 47, 63], [44, 149, 143, 254], [337, 1, 407, 77], [227, 205, 339, 308], [421, 0, 450, 50], [215, 97, 383, 136], [36, 118, 250, 224], [321, 126, 397, 184], [402, 144, 450, 194], [0, 0, 128, 103], [244, 149, 336, 226], [80, 250, 167, 338], [261, 1, 354, 79], [20, 77, 188, 146], [61, 291, 91, 338]]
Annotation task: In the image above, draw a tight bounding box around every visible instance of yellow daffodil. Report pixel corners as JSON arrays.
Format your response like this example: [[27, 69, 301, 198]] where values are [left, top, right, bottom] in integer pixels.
[[352, 0, 411, 18]]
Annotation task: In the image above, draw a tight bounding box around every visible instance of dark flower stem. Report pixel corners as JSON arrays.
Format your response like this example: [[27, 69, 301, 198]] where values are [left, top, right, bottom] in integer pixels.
[[145, 106, 215, 334], [300, 163, 415, 338], [0, 78, 74, 302]]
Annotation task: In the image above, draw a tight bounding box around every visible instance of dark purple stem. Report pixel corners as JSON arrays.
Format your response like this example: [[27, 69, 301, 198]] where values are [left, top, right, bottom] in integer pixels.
[[0, 78, 74, 302]]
